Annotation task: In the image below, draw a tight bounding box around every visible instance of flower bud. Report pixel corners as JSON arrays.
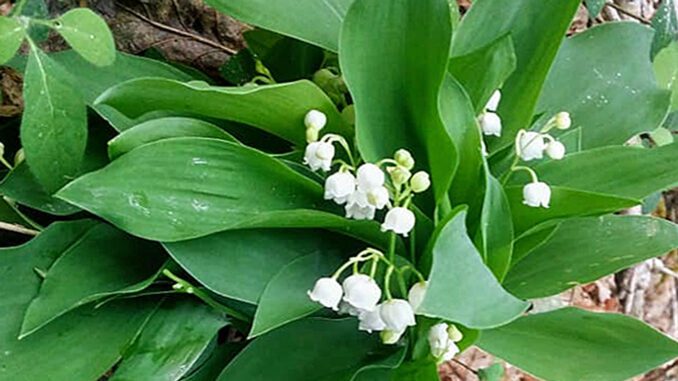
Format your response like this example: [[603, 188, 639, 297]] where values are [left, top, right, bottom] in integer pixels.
[[428, 323, 450, 358], [485, 90, 501, 112], [555, 112, 571, 130], [447, 324, 463, 342], [388, 165, 412, 186], [518, 131, 546, 161], [356, 163, 385, 192], [394, 149, 415, 170], [380, 299, 416, 332], [324, 170, 356, 205], [380, 329, 406, 345], [308, 277, 343, 310], [545, 140, 566, 160], [407, 281, 428, 311], [479, 112, 502, 137], [366, 186, 389, 209], [358, 306, 386, 333], [381, 207, 416, 237], [14, 148, 24, 166], [523, 181, 551, 208], [410, 171, 431, 193], [342, 274, 382, 311], [304, 109, 327, 131], [304, 141, 335, 172], [0, 142, 5, 158]]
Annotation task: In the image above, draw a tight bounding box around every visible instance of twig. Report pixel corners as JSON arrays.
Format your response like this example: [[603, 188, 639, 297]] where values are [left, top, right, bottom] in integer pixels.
[[0, 221, 39, 236], [604, 2, 652, 25], [452, 359, 479, 377], [171, 0, 191, 32], [117, 3, 237, 55]]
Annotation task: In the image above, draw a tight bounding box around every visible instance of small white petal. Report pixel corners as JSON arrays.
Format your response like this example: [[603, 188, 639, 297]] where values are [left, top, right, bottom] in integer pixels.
[[381, 207, 416, 237], [342, 274, 382, 311], [407, 281, 428, 311], [358, 306, 387, 333], [356, 163, 385, 192], [523, 181, 551, 208], [303, 142, 334, 172], [308, 277, 343, 310], [545, 141, 566, 160], [304, 109, 327, 131], [485, 90, 502, 112], [380, 299, 416, 332], [367, 186, 390, 209], [479, 112, 502, 137], [518, 131, 546, 161], [441, 341, 460, 361], [324, 171, 356, 204], [345, 191, 376, 220], [338, 301, 362, 316], [428, 323, 450, 358]]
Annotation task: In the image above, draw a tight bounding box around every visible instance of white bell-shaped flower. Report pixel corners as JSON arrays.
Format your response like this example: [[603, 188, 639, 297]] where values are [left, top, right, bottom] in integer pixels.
[[428, 323, 450, 358], [324, 170, 356, 204], [381, 207, 416, 237], [518, 131, 546, 161], [345, 190, 376, 220], [342, 274, 382, 311], [555, 111, 571, 130], [307, 277, 343, 310], [479, 112, 502, 137], [304, 109, 327, 131], [367, 186, 389, 209], [545, 140, 566, 160], [380, 299, 416, 332], [485, 90, 501, 112], [338, 301, 361, 316], [356, 163, 385, 192], [441, 341, 460, 361], [358, 306, 387, 333], [407, 281, 428, 311], [381, 329, 406, 345], [523, 181, 551, 208], [304, 141, 335, 172]]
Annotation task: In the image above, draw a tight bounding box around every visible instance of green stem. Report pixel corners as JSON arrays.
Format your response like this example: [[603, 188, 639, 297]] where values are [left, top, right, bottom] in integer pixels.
[[409, 228, 416, 267], [0, 156, 13, 171], [384, 266, 395, 300], [387, 233, 397, 264]]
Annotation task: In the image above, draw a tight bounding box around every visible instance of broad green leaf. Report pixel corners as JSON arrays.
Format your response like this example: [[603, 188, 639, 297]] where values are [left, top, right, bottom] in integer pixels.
[[250, 252, 343, 338], [111, 297, 227, 381], [537, 22, 671, 149], [0, 219, 156, 381], [108, 117, 237, 159], [180, 343, 245, 381], [520, 144, 678, 200], [478, 308, 678, 381], [351, 349, 407, 381], [418, 208, 528, 329], [21, 47, 88, 193], [505, 215, 678, 299], [340, 0, 454, 204], [204, 0, 352, 51], [55, 8, 115, 66], [479, 169, 513, 281], [391, 360, 439, 381], [165, 229, 359, 304], [0, 17, 25, 64], [57, 137, 388, 244], [96, 78, 349, 146], [654, 41, 678, 111], [0, 163, 80, 215], [452, 0, 581, 150], [9, 0, 48, 41], [651, 0, 678, 58], [217, 318, 397, 381], [20, 222, 166, 337], [505, 186, 639, 235], [585, 0, 606, 17], [448, 35, 517, 112]]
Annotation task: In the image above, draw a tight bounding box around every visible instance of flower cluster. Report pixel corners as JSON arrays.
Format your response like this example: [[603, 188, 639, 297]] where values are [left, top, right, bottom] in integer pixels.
[[302, 110, 430, 237], [308, 248, 463, 359]]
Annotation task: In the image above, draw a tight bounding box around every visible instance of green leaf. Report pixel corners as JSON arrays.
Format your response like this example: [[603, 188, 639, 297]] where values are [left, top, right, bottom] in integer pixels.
[[165, 229, 358, 304], [505, 215, 678, 299], [478, 308, 678, 381], [245, 30, 325, 82], [57, 137, 387, 244], [418, 208, 528, 329], [0, 219, 156, 381], [506, 186, 639, 235], [651, 0, 678, 58], [108, 117, 237, 160], [478, 363, 504, 381], [20, 222, 166, 337], [250, 252, 343, 338], [96, 78, 349, 146], [536, 22, 671, 149], [203, 0, 352, 51], [21, 47, 88, 193], [448, 35, 517, 112], [585, 0, 606, 17], [9, 0, 48, 41], [217, 318, 396, 381], [654, 41, 678, 112], [55, 8, 116, 66], [391, 360, 439, 381], [521, 144, 678, 200], [219, 49, 257, 85], [340, 0, 454, 204], [479, 169, 513, 281], [0, 17, 25, 64], [452, 0, 581, 150], [111, 297, 227, 381], [0, 163, 81, 215], [180, 343, 244, 381]]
